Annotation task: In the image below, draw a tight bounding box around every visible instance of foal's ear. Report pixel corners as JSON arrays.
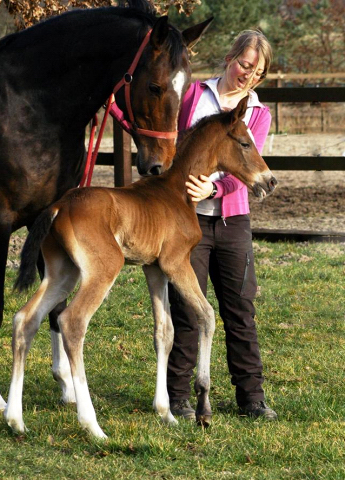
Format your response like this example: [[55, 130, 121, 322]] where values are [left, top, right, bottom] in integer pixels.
[[150, 16, 170, 50], [182, 17, 213, 49], [233, 97, 249, 123]]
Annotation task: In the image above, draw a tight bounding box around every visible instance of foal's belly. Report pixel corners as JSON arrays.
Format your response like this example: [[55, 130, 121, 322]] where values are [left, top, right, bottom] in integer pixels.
[[116, 237, 159, 266]]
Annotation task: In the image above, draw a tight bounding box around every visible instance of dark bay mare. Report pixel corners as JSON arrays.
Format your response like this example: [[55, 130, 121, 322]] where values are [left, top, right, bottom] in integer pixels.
[[4, 98, 277, 438], [0, 0, 212, 409]]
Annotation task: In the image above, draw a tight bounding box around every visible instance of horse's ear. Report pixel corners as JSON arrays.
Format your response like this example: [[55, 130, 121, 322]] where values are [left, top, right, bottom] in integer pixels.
[[150, 16, 170, 50], [233, 97, 249, 123], [182, 17, 213, 49]]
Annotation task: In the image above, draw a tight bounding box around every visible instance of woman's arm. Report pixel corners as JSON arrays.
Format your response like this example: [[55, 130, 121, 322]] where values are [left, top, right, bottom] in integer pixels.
[[185, 174, 244, 202]]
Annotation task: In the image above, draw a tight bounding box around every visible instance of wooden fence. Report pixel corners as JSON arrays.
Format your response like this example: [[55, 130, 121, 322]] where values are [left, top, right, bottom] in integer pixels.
[[96, 86, 345, 187]]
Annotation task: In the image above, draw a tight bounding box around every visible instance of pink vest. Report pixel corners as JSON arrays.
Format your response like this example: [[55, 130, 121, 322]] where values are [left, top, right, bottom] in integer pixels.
[[178, 81, 271, 218]]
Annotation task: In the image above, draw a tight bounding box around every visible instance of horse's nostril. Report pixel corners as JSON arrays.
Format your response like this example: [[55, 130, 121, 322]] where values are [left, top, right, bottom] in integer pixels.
[[150, 165, 162, 176], [269, 177, 277, 191]]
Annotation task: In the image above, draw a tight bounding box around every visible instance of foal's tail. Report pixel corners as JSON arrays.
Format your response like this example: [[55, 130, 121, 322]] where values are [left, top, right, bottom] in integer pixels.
[[14, 208, 57, 292]]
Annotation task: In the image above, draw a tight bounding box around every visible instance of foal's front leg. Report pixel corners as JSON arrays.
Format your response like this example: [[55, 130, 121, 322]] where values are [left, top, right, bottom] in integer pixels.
[[167, 262, 215, 427], [142, 264, 177, 424]]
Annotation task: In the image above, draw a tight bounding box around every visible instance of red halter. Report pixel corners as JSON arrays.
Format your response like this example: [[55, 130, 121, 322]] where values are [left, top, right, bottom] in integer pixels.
[[80, 29, 179, 187], [110, 29, 178, 140]]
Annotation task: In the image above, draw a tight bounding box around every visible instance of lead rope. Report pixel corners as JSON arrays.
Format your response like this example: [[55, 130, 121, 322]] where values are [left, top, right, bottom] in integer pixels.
[[79, 94, 114, 187]]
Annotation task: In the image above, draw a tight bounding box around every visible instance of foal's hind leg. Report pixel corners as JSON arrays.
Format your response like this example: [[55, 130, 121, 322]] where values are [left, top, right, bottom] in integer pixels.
[[58, 262, 123, 439], [5, 257, 79, 433], [36, 250, 75, 404], [142, 264, 176, 425]]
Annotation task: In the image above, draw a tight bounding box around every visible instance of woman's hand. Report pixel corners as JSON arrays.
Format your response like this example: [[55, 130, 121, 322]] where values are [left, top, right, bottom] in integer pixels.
[[186, 174, 214, 202]]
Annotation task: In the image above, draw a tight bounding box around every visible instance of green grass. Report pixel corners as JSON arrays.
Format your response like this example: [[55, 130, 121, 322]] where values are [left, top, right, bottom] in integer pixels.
[[1, 239, 345, 479]]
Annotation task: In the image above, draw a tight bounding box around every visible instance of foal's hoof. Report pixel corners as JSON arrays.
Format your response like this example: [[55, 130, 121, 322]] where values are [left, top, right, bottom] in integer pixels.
[[5, 416, 27, 434], [196, 414, 212, 428], [0, 396, 7, 412]]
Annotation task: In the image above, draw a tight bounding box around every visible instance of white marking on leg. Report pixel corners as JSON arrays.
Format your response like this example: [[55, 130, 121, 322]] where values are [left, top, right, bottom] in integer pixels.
[[143, 265, 177, 425], [73, 376, 107, 439], [4, 372, 26, 433], [51, 330, 76, 404], [0, 395, 6, 411]]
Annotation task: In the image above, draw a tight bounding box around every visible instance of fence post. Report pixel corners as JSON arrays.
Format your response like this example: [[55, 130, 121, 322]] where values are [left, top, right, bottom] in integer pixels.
[[275, 71, 282, 134], [113, 119, 132, 187]]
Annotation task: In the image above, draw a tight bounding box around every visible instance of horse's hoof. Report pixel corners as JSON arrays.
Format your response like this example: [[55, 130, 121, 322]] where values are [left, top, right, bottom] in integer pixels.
[[196, 414, 212, 428]]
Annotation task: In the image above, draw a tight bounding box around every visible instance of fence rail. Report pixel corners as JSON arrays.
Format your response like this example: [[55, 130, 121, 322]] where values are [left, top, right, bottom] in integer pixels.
[[97, 86, 345, 187]]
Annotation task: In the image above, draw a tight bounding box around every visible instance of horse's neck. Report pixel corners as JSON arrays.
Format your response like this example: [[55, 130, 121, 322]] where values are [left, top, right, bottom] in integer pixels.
[[4, 11, 149, 128]]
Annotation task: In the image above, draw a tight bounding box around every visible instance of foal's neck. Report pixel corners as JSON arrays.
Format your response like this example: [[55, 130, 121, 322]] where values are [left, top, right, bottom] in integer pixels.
[[167, 130, 219, 188]]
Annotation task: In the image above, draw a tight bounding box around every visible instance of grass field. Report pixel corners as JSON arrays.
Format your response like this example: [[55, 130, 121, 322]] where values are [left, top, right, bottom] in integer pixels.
[[0, 239, 345, 479]]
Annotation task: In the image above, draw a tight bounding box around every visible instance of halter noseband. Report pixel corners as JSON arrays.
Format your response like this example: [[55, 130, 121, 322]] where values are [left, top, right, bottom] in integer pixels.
[[110, 29, 178, 140]]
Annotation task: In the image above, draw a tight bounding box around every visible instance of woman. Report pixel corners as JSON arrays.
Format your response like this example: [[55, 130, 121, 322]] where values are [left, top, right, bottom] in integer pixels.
[[168, 30, 278, 421]]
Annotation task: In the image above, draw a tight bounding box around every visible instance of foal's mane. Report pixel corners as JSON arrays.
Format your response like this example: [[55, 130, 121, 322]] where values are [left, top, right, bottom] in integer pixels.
[[176, 110, 235, 157]]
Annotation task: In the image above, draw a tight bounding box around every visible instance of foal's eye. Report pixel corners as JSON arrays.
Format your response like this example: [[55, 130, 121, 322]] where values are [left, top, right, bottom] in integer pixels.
[[148, 83, 161, 96], [240, 142, 250, 149]]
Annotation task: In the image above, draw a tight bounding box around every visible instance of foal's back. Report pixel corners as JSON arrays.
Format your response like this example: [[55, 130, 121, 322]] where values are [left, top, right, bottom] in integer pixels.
[[48, 181, 200, 270]]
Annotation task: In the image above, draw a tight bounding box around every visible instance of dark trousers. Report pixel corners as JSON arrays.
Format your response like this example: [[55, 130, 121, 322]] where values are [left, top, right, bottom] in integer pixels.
[[167, 214, 265, 407]]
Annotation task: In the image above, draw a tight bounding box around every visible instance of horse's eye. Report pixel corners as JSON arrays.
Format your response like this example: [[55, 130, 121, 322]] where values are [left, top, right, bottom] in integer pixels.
[[241, 142, 250, 149], [148, 83, 161, 96]]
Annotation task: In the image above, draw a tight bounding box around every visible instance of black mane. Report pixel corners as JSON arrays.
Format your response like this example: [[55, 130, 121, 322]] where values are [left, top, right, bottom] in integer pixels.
[[0, 4, 156, 50], [0, 2, 183, 71]]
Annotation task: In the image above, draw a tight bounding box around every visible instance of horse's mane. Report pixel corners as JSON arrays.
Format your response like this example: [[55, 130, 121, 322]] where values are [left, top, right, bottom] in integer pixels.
[[0, 1, 183, 68], [0, 3, 155, 49]]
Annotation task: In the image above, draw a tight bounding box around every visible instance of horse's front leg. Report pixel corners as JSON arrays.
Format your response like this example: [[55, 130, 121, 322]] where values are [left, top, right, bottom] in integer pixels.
[[142, 264, 177, 425], [168, 261, 215, 427], [0, 222, 11, 410]]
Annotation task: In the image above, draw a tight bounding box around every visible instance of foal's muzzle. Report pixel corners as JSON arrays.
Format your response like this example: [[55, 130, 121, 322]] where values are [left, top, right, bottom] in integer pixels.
[[252, 174, 278, 199]]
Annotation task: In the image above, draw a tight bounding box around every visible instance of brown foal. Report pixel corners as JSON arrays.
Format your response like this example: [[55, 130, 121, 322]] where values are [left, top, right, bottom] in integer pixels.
[[5, 97, 277, 438]]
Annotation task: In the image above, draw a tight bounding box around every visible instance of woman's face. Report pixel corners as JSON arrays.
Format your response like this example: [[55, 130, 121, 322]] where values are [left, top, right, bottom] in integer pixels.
[[225, 47, 265, 92]]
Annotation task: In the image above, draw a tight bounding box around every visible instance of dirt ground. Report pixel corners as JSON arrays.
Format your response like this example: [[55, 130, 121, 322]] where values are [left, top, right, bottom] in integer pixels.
[[251, 132, 345, 232]]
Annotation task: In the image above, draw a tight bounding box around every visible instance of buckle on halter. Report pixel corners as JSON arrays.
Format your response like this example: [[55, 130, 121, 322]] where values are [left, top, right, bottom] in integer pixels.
[[124, 73, 133, 84]]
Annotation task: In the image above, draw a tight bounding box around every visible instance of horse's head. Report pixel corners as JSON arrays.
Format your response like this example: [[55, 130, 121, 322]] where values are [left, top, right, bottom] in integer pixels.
[[213, 98, 277, 199], [125, 16, 213, 177]]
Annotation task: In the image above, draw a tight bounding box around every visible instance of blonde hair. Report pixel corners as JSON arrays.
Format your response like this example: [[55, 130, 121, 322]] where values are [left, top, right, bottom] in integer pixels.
[[222, 30, 272, 93]]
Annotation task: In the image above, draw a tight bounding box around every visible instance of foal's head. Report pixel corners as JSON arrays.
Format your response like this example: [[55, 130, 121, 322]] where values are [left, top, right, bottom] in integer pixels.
[[129, 16, 212, 176], [211, 98, 277, 199]]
